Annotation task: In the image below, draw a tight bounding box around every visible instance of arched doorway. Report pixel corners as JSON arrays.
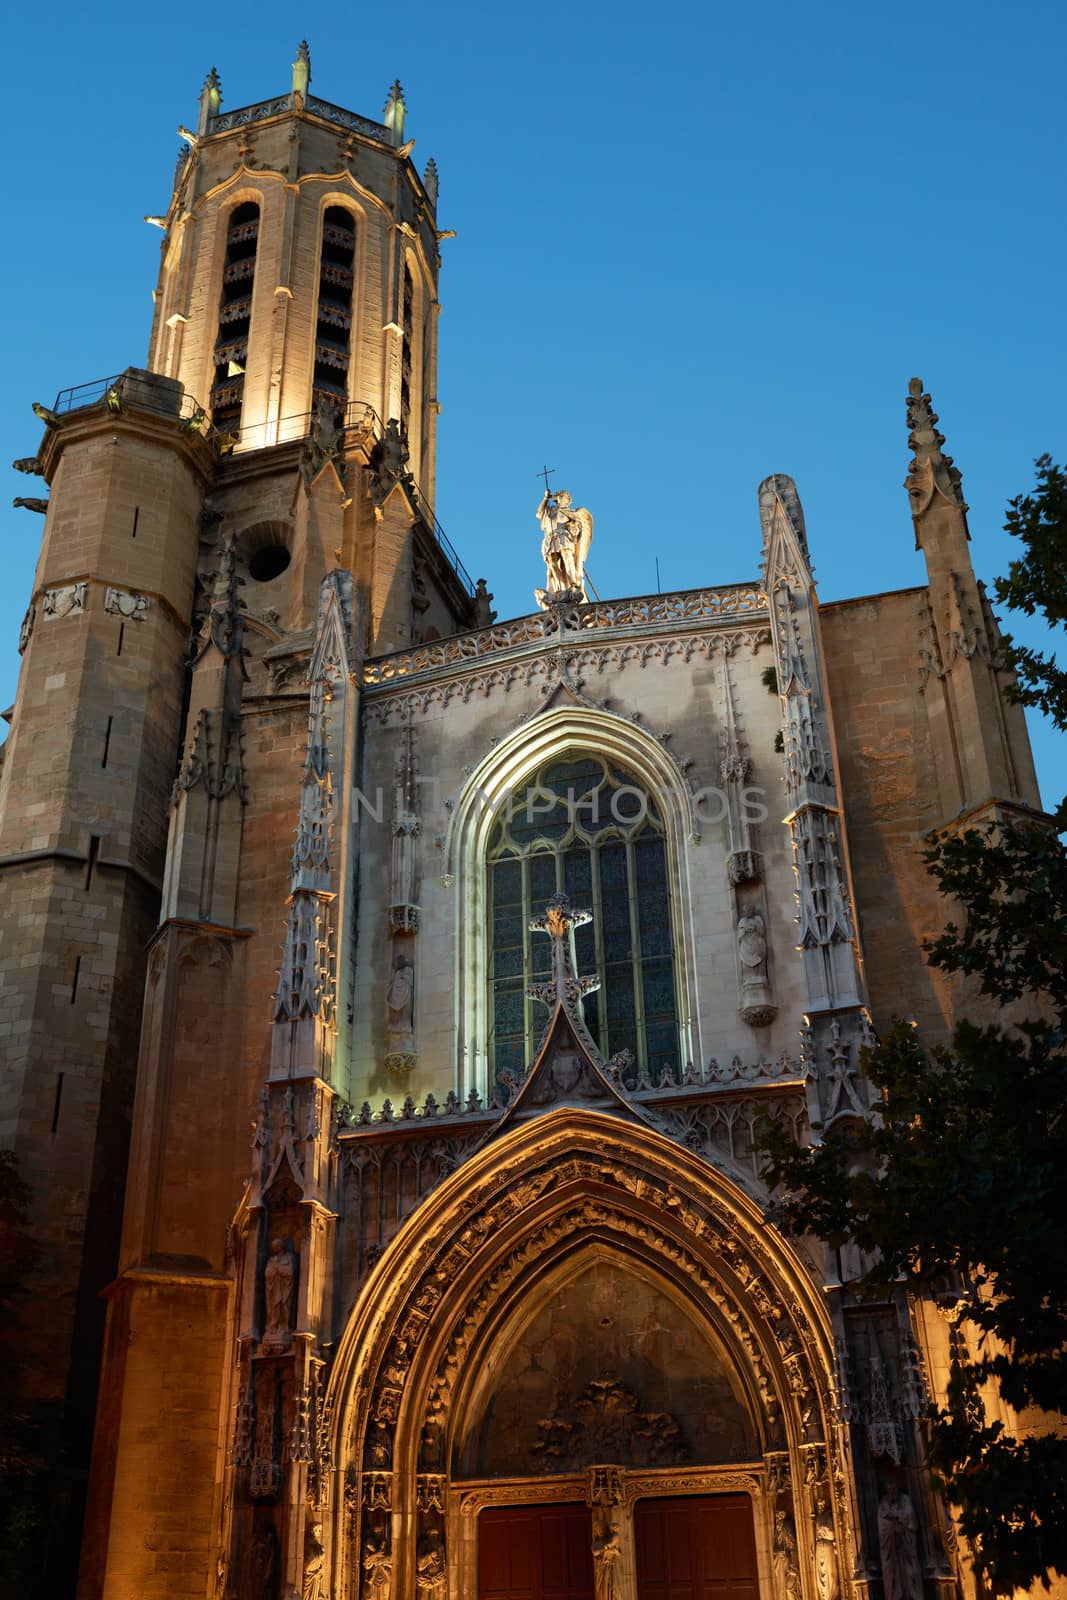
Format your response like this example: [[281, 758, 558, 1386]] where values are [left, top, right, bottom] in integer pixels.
[[328, 1111, 857, 1600]]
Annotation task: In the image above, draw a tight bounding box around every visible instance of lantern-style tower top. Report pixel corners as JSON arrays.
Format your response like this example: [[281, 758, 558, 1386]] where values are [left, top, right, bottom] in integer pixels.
[[146, 49, 443, 503]]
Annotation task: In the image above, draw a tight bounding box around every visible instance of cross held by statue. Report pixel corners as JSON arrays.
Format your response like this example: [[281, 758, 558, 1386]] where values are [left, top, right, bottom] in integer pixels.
[[537, 464, 556, 494]]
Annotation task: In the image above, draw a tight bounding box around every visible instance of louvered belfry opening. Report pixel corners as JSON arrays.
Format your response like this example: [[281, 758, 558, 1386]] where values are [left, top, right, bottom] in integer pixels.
[[313, 206, 356, 417], [211, 201, 260, 436]]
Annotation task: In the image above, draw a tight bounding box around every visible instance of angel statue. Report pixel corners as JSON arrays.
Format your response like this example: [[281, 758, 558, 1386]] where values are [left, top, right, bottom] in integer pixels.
[[536, 488, 593, 606]]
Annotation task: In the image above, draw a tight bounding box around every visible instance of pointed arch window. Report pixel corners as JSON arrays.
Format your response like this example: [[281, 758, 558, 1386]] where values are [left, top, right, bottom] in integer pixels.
[[487, 755, 678, 1089], [313, 206, 356, 414], [400, 259, 414, 439], [211, 201, 260, 437]]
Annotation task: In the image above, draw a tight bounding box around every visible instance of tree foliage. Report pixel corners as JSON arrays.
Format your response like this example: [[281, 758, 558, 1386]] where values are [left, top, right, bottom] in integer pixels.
[[760, 458, 1067, 1595], [996, 454, 1067, 784]]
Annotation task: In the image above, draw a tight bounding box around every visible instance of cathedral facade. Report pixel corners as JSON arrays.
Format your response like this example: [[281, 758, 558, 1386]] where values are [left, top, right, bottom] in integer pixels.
[[0, 48, 1044, 1600]]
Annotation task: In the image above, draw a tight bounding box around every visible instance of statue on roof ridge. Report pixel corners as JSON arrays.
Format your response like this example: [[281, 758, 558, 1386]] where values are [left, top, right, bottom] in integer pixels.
[[535, 487, 593, 608]]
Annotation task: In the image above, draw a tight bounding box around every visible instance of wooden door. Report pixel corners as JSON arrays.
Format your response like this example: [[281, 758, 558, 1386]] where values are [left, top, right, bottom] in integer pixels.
[[479, 1503, 595, 1600], [634, 1494, 760, 1600]]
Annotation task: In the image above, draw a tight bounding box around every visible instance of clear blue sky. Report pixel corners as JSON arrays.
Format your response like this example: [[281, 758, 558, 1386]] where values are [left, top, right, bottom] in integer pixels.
[[3, 0, 1063, 803]]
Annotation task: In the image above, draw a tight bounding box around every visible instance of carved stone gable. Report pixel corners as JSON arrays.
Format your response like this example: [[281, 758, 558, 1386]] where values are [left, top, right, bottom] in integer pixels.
[[482, 1009, 652, 1142]]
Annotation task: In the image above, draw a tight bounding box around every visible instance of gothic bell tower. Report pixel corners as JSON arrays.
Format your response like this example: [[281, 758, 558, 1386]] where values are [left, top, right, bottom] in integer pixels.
[[1, 51, 477, 1598], [150, 44, 442, 498]]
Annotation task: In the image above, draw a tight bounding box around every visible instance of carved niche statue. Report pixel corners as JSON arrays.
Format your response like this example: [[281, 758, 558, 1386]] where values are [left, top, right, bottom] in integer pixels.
[[877, 1484, 924, 1600], [362, 1537, 392, 1600], [536, 488, 593, 606], [385, 957, 416, 1071], [813, 1504, 839, 1600], [737, 910, 777, 1028], [772, 1508, 801, 1600], [249, 1523, 279, 1600], [302, 1522, 326, 1600], [414, 1535, 447, 1597], [592, 1516, 622, 1600], [262, 1237, 297, 1349]]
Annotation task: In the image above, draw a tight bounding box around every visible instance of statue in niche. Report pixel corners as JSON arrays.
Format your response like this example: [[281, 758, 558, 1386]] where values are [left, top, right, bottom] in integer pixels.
[[386, 958, 415, 1058], [362, 1536, 392, 1600], [737, 908, 776, 1027], [262, 1238, 297, 1348], [249, 1524, 278, 1600], [878, 1484, 924, 1600], [592, 1518, 622, 1600], [302, 1522, 326, 1600], [772, 1508, 800, 1600], [737, 911, 768, 976], [536, 488, 593, 603], [414, 1536, 447, 1597], [813, 1505, 839, 1600]]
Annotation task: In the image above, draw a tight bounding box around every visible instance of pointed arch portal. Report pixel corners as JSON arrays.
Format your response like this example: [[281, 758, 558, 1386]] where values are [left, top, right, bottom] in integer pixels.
[[327, 1109, 858, 1600]]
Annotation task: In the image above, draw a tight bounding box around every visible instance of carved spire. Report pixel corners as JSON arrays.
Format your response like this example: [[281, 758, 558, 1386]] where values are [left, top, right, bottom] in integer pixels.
[[292, 40, 311, 101], [905, 376, 967, 519], [422, 157, 439, 208], [383, 79, 406, 145]]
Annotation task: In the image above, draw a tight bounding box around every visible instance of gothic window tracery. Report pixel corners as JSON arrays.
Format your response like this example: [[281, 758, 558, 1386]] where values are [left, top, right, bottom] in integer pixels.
[[400, 259, 414, 440], [211, 201, 260, 437], [488, 754, 678, 1086], [313, 206, 356, 414]]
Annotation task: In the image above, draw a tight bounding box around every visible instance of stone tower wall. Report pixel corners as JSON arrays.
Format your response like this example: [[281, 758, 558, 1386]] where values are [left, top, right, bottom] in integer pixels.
[[0, 392, 209, 1588]]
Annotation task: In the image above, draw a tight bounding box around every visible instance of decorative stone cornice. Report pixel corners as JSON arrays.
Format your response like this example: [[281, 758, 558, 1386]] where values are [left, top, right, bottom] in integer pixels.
[[364, 586, 767, 688]]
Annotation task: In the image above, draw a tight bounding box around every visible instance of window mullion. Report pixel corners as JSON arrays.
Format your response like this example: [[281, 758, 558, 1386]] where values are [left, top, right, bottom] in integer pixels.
[[591, 841, 607, 1056], [521, 853, 534, 1064], [626, 834, 647, 1072]]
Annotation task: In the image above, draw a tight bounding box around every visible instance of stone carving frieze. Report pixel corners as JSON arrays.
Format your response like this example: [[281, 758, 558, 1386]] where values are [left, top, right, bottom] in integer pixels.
[[363, 626, 769, 724], [533, 1378, 687, 1473]]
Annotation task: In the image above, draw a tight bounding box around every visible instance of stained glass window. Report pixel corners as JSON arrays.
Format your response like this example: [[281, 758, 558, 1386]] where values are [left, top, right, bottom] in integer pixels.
[[487, 755, 678, 1088]]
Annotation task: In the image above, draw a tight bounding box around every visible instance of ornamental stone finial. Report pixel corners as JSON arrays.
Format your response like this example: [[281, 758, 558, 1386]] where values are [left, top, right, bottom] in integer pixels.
[[384, 79, 407, 145], [197, 66, 222, 136], [905, 376, 967, 514]]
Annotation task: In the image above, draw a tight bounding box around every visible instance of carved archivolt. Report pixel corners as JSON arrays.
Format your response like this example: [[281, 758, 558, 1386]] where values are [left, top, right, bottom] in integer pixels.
[[326, 1112, 853, 1599]]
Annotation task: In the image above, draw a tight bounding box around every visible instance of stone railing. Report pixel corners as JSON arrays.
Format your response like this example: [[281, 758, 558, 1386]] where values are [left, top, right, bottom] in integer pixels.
[[337, 1049, 805, 1134], [363, 584, 767, 687], [209, 94, 389, 142]]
